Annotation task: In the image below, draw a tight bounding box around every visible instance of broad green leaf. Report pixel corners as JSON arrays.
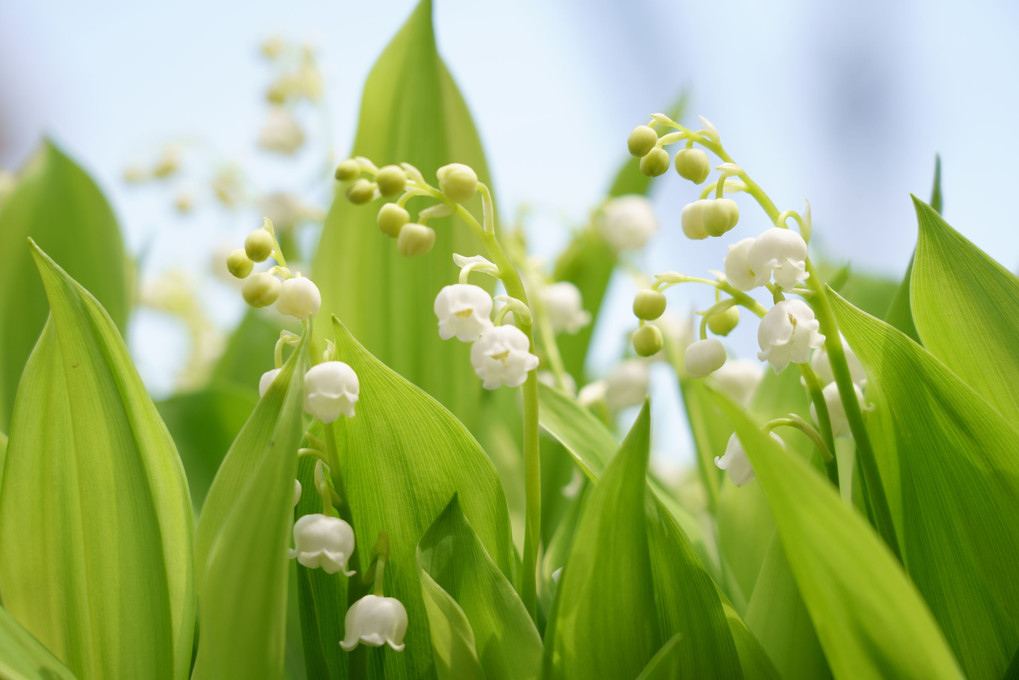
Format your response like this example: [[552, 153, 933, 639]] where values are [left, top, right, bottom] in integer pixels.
[[544, 402, 741, 680], [417, 495, 541, 680], [192, 332, 310, 680], [327, 317, 514, 680], [0, 605, 78, 680], [679, 378, 728, 508], [312, 0, 490, 431], [714, 394, 963, 680], [0, 430, 7, 493], [417, 568, 485, 680], [911, 197, 1019, 422], [0, 245, 192, 680], [721, 603, 782, 680], [633, 634, 684, 680], [831, 292, 1019, 678], [0, 141, 128, 432]]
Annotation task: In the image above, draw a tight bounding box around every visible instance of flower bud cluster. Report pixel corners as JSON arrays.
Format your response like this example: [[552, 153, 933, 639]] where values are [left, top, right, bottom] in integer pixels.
[[682, 198, 740, 239]]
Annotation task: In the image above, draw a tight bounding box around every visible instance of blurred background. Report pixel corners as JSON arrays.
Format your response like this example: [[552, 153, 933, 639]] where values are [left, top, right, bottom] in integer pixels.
[[2, 0, 1017, 464]]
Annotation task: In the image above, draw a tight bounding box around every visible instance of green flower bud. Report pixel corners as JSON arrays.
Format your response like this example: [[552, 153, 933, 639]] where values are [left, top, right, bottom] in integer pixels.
[[632, 324, 664, 357], [633, 289, 667, 321], [627, 125, 658, 157], [396, 223, 436, 257], [244, 229, 275, 262], [639, 148, 670, 177], [345, 178, 377, 205], [707, 306, 740, 336], [242, 272, 282, 307], [226, 249, 254, 279], [377, 203, 410, 238], [334, 159, 361, 182], [376, 165, 407, 197], [674, 148, 711, 184], [702, 198, 740, 237], [437, 163, 478, 203]]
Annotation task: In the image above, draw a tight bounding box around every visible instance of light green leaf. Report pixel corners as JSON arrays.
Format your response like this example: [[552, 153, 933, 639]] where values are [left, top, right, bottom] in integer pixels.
[[326, 317, 514, 680], [417, 495, 542, 680], [713, 393, 964, 680], [911, 196, 1019, 423], [633, 634, 684, 680], [0, 245, 193, 680], [721, 603, 782, 680], [0, 430, 7, 493], [831, 291, 1019, 678], [192, 332, 310, 680], [0, 141, 128, 432], [417, 568, 485, 680], [0, 605, 78, 680], [312, 0, 491, 431]]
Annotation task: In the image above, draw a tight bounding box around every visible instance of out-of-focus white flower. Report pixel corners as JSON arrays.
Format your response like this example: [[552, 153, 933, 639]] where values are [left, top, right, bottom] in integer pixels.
[[470, 325, 539, 389], [304, 361, 359, 421], [259, 368, 283, 398], [561, 467, 584, 499], [757, 300, 825, 373], [289, 513, 355, 575], [551, 567, 564, 584], [259, 192, 321, 232], [651, 311, 693, 355], [276, 276, 321, 319], [748, 228, 809, 290], [258, 106, 305, 154], [577, 380, 608, 408], [724, 238, 764, 291], [684, 339, 727, 379], [538, 371, 577, 396], [541, 282, 590, 334], [710, 359, 763, 406], [809, 341, 867, 387], [605, 359, 649, 411], [293, 479, 302, 506], [599, 195, 658, 251], [715, 431, 783, 487], [811, 381, 864, 438], [434, 284, 493, 342], [340, 595, 408, 651]]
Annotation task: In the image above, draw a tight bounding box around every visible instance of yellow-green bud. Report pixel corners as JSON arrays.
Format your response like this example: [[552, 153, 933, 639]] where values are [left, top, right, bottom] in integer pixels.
[[377, 203, 410, 238], [632, 325, 664, 357], [437, 163, 478, 203], [702, 198, 740, 237], [376, 165, 407, 197], [639, 148, 670, 177], [396, 223, 436, 257], [674, 148, 711, 184], [244, 229, 275, 262], [226, 249, 254, 279], [627, 125, 658, 157], [345, 178, 376, 205], [242, 272, 281, 307], [334, 159, 360, 182], [633, 289, 667, 321], [707, 306, 740, 336]]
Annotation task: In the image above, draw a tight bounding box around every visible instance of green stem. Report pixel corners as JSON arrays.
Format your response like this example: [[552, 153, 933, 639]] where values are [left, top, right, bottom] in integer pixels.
[[790, 368, 839, 485]]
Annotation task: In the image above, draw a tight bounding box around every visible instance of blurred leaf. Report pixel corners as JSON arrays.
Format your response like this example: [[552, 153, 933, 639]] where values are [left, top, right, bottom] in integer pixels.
[[721, 603, 782, 680], [911, 196, 1019, 423], [327, 317, 514, 680], [0, 605, 77, 680], [417, 568, 485, 680], [633, 634, 683, 680], [0, 245, 192, 680], [678, 379, 728, 508], [544, 402, 741, 679], [212, 309, 297, 392], [813, 262, 899, 319], [930, 154, 943, 214], [0, 141, 128, 432], [831, 292, 1019, 678], [192, 333, 310, 680], [417, 495, 542, 680], [714, 393, 964, 680], [312, 0, 490, 431], [0, 430, 7, 493], [157, 383, 258, 512]]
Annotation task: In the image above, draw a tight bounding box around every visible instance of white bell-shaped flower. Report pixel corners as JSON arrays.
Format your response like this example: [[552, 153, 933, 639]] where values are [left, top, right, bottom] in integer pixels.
[[434, 284, 493, 342], [809, 340, 867, 387], [724, 238, 765, 291], [710, 359, 764, 406], [541, 282, 590, 334], [293, 479, 302, 507], [470, 325, 539, 389], [304, 361, 359, 422], [259, 368, 282, 398], [748, 228, 809, 290], [258, 106, 305, 154], [289, 513, 356, 575], [684, 339, 727, 379], [599, 195, 658, 251], [811, 381, 864, 438], [715, 431, 783, 487], [276, 275, 321, 319], [757, 300, 825, 373], [605, 359, 649, 412], [340, 595, 408, 652]]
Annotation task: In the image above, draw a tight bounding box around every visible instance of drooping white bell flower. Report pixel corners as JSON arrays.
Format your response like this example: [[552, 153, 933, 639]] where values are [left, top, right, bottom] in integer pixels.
[[293, 479, 302, 507], [605, 359, 649, 412], [710, 359, 764, 406], [340, 595, 408, 652], [684, 339, 727, 379], [289, 513, 355, 575], [258, 106, 305, 155], [259, 368, 282, 398], [541, 282, 590, 334], [748, 228, 809, 290], [470, 325, 539, 389], [599, 195, 658, 251], [304, 361, 360, 421], [276, 275, 321, 319], [809, 340, 867, 387], [434, 284, 493, 342], [724, 238, 765, 291], [577, 380, 608, 408], [811, 381, 864, 438], [715, 431, 783, 487], [757, 300, 825, 373]]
